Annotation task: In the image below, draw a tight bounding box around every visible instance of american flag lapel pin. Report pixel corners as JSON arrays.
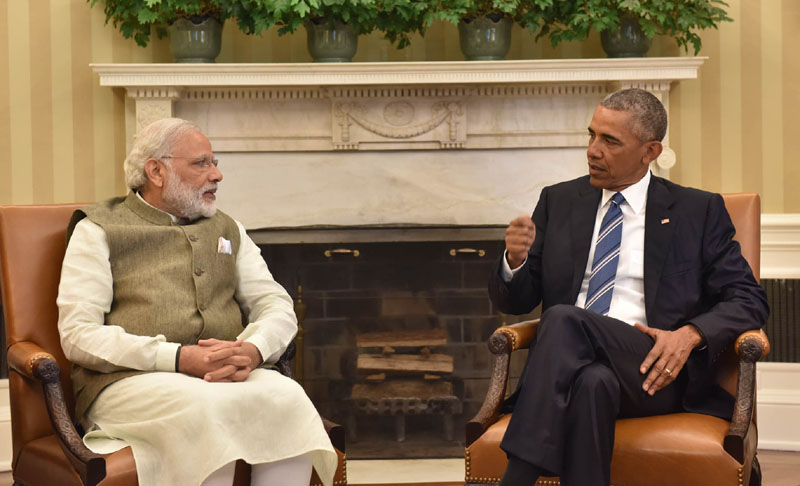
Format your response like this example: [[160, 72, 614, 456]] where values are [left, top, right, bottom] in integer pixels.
[[661, 218, 670, 225]]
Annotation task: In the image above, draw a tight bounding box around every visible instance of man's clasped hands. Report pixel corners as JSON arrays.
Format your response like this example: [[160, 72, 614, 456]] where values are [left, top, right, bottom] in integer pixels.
[[179, 339, 263, 382]]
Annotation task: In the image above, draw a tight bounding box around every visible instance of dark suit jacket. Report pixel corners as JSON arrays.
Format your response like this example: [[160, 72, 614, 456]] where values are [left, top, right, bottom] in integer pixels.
[[489, 174, 769, 419]]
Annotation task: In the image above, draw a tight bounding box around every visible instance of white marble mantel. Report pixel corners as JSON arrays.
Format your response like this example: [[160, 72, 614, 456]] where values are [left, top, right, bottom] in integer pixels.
[[91, 58, 704, 231]]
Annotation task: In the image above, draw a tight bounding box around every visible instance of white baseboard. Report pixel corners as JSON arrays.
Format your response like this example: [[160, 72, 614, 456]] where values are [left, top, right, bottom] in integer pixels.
[[0, 379, 10, 472], [757, 362, 800, 451]]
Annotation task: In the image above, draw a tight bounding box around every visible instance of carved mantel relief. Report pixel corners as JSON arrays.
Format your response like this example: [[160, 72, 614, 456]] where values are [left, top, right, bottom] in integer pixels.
[[332, 91, 466, 150]]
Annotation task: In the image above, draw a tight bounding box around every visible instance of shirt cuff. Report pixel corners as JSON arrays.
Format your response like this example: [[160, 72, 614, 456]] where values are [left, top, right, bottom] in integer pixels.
[[501, 250, 527, 283], [155, 341, 182, 372]]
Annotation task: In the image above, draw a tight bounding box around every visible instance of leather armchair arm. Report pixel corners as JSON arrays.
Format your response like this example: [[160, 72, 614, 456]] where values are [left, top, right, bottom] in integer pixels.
[[734, 329, 770, 357], [494, 319, 541, 353], [466, 320, 541, 446], [7, 340, 58, 380], [724, 329, 770, 463], [7, 341, 106, 486], [322, 417, 346, 452]]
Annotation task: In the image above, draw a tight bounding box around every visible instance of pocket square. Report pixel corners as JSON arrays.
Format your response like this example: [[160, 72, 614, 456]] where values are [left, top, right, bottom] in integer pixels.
[[217, 236, 232, 254]]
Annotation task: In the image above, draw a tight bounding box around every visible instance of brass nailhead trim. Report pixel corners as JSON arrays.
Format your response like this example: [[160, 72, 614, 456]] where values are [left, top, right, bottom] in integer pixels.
[[465, 448, 561, 485], [498, 328, 517, 351], [27, 352, 53, 372], [464, 448, 501, 483], [737, 334, 768, 351]]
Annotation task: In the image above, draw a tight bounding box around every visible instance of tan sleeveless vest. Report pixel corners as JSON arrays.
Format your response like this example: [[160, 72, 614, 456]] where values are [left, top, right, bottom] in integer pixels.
[[67, 192, 243, 421]]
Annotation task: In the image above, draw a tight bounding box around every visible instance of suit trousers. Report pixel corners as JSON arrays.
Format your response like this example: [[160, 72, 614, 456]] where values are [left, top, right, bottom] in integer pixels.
[[500, 304, 687, 486]]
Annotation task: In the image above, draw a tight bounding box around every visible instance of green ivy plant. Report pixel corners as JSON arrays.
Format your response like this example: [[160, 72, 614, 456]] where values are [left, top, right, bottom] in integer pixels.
[[236, 0, 427, 49], [540, 0, 732, 54], [422, 0, 552, 25], [88, 0, 257, 47]]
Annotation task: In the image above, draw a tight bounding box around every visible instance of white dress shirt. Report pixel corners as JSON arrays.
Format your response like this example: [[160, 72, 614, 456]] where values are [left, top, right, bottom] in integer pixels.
[[57, 201, 298, 373], [502, 171, 651, 326]]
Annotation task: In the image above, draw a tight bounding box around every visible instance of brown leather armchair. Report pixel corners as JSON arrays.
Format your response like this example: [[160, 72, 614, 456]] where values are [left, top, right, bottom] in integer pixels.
[[465, 193, 771, 486], [0, 204, 347, 486]]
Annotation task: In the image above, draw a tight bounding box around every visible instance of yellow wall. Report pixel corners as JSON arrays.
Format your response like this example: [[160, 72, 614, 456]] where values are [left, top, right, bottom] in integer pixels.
[[1, 0, 797, 212]]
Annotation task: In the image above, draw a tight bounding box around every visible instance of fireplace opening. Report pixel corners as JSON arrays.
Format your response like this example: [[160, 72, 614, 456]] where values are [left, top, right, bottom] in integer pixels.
[[258, 235, 538, 459]]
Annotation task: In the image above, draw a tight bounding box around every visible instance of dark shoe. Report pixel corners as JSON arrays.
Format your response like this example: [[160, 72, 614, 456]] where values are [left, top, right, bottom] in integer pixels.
[[500, 455, 542, 486]]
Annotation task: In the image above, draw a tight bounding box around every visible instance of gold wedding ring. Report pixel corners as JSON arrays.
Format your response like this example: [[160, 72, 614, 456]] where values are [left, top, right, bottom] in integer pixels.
[[663, 368, 672, 376]]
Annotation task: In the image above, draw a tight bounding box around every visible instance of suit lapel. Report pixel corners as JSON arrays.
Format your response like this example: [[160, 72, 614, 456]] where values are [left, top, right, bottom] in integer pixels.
[[644, 177, 676, 324], [570, 181, 602, 302]]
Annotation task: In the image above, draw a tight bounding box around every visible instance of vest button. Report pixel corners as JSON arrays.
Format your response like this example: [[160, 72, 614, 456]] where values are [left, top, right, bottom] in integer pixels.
[[195, 268, 204, 276], [199, 304, 206, 311], [188, 235, 198, 242]]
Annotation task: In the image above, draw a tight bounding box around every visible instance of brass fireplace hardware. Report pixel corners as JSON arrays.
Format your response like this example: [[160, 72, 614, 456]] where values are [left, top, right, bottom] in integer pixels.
[[449, 248, 486, 257], [324, 248, 361, 258]]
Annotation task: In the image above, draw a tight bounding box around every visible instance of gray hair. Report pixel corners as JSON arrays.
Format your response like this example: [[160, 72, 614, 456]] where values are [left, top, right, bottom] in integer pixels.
[[124, 118, 201, 191], [600, 89, 667, 142]]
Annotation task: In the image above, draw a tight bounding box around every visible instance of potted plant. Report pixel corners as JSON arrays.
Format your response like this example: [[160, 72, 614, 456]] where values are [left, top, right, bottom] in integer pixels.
[[89, 0, 256, 62], [540, 0, 732, 57], [422, 0, 553, 61], [238, 0, 425, 62]]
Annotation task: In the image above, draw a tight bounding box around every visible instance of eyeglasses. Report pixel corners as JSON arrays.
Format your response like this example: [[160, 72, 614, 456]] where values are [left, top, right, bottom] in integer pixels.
[[161, 155, 219, 170]]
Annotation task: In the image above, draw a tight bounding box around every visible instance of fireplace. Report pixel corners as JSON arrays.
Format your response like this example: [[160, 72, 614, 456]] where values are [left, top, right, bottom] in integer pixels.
[[259, 236, 538, 458]]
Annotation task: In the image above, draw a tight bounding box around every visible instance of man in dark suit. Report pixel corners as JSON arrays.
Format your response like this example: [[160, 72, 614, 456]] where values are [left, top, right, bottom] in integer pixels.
[[489, 88, 769, 486]]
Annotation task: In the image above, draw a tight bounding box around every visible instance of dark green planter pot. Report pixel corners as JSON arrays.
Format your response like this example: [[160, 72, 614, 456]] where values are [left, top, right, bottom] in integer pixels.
[[600, 16, 651, 58], [168, 16, 223, 63], [458, 15, 512, 61], [305, 19, 358, 62]]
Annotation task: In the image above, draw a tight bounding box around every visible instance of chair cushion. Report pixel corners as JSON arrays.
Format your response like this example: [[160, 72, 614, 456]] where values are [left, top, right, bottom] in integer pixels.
[[14, 435, 83, 486], [98, 447, 138, 486], [13, 434, 137, 486], [466, 413, 750, 486], [612, 414, 750, 486]]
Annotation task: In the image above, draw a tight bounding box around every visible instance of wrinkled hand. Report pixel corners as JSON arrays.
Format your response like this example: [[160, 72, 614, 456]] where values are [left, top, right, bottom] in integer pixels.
[[505, 215, 535, 269], [635, 323, 703, 395], [179, 339, 262, 383]]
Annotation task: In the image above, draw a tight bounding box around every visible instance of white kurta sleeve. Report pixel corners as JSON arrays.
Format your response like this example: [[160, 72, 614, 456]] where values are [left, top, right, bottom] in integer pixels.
[[57, 218, 180, 373], [233, 221, 298, 365]]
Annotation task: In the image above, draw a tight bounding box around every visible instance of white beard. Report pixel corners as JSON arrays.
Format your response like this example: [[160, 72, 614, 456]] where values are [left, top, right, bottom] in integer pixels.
[[162, 168, 217, 221]]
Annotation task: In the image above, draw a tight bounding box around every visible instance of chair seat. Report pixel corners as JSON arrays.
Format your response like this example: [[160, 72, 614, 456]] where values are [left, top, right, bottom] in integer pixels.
[[13, 435, 136, 486], [14, 435, 82, 486], [466, 413, 750, 486]]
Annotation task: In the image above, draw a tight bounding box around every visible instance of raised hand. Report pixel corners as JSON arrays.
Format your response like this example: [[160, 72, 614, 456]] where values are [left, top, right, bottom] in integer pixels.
[[505, 215, 535, 269]]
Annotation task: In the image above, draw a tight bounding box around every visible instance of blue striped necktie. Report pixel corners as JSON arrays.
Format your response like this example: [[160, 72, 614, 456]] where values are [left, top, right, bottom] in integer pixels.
[[585, 192, 625, 316]]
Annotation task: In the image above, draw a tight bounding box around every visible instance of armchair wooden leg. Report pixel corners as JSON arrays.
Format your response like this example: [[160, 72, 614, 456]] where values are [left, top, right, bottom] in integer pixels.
[[749, 455, 762, 486]]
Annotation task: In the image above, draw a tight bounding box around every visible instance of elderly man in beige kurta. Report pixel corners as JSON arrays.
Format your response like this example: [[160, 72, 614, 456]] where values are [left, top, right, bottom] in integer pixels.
[[57, 118, 337, 486]]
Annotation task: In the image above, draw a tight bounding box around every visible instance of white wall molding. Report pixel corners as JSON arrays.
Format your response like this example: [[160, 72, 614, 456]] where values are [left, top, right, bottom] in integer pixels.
[[92, 58, 706, 88], [761, 213, 800, 279]]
